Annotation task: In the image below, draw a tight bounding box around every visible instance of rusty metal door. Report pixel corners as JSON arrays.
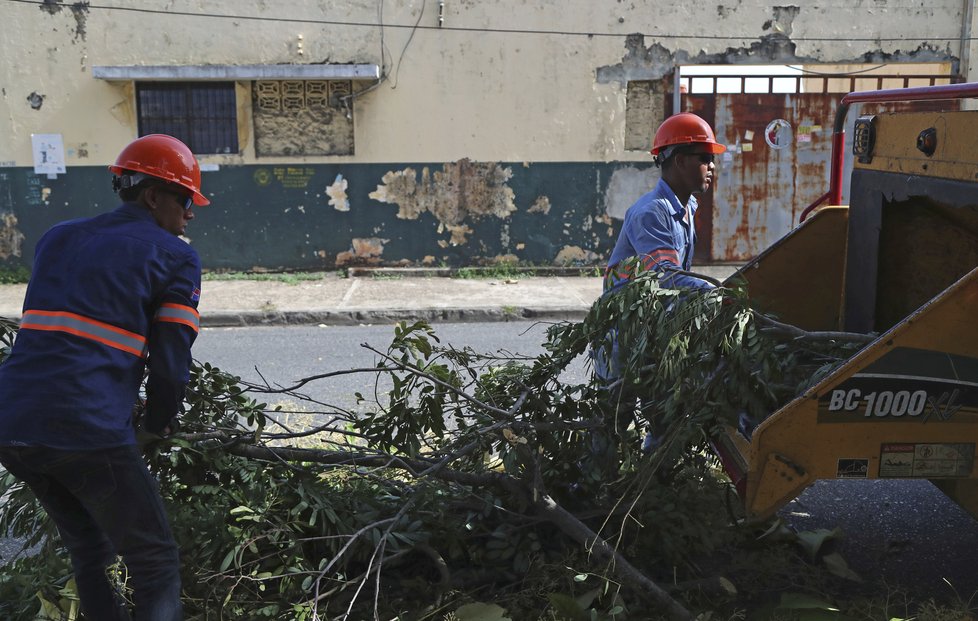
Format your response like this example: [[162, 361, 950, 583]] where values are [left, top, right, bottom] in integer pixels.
[[708, 92, 836, 262], [682, 73, 958, 263]]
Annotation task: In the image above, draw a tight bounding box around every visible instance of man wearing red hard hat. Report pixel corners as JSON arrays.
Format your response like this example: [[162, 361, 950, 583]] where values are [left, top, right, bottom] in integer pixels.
[[604, 112, 726, 293], [587, 113, 727, 467], [0, 134, 208, 620]]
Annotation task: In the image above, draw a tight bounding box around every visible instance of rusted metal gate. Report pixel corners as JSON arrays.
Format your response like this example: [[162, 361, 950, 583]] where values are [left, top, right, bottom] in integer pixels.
[[680, 73, 959, 263]]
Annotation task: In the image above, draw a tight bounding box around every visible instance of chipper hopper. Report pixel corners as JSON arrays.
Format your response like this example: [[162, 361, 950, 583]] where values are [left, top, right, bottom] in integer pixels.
[[712, 82, 978, 522]]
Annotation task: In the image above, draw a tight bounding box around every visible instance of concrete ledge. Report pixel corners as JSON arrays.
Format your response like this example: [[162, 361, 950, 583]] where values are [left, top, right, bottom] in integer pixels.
[[346, 266, 601, 278], [93, 64, 381, 81], [200, 306, 589, 328]]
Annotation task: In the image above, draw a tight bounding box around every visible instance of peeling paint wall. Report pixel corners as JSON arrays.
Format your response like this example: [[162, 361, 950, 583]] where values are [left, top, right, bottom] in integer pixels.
[[1, 1, 974, 270], [335, 237, 389, 266], [0, 161, 625, 271], [0, 213, 26, 260], [365, 159, 519, 250], [369, 159, 515, 226]]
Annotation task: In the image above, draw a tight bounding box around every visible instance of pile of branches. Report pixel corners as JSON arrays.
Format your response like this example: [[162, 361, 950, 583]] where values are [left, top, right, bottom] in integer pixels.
[[0, 268, 869, 621]]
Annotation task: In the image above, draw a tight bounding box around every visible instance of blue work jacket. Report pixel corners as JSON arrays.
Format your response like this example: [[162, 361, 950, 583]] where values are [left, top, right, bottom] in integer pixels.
[[603, 178, 713, 294], [0, 203, 201, 449]]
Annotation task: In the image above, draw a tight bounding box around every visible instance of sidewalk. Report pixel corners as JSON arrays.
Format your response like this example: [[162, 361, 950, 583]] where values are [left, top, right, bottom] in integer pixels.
[[0, 266, 740, 327]]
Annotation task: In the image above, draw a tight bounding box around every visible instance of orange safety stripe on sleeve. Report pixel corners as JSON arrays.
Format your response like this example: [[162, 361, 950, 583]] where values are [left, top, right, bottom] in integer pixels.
[[154, 303, 200, 333], [20, 310, 148, 358], [640, 248, 679, 269]]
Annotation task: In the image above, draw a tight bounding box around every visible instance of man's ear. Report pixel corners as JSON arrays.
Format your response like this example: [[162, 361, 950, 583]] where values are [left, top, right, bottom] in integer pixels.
[[141, 185, 161, 211]]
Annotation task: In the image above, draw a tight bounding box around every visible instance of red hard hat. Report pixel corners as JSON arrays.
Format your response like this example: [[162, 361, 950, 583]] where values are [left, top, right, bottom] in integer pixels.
[[109, 134, 209, 206], [651, 112, 726, 156]]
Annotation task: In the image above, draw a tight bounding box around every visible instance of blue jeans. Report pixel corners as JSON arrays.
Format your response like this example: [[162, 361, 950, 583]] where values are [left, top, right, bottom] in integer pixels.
[[0, 445, 182, 621]]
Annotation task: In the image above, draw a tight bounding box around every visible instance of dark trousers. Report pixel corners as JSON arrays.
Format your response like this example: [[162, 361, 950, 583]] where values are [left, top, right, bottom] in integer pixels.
[[0, 445, 182, 621]]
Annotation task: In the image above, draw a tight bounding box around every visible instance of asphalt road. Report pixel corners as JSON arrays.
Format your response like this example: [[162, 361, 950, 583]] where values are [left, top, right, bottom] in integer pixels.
[[192, 319, 587, 410], [785, 479, 978, 597]]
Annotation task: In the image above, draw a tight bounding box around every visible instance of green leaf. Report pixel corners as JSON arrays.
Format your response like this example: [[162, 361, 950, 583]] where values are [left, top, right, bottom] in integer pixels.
[[546, 592, 589, 621], [574, 587, 601, 610], [822, 551, 863, 582], [796, 527, 842, 560], [778, 592, 840, 610], [453, 601, 513, 621], [219, 548, 237, 572]]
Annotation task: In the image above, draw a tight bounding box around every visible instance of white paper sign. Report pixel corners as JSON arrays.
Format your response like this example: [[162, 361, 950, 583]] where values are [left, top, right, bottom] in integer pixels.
[[31, 133, 67, 175]]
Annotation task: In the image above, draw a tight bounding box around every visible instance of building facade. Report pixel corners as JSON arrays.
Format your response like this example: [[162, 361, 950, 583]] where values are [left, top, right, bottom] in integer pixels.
[[1, 0, 974, 272]]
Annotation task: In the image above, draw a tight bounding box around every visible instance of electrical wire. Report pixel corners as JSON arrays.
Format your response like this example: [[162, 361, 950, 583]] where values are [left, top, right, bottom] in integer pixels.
[[788, 63, 892, 76], [389, 0, 426, 88], [377, 0, 389, 82], [4, 0, 973, 43]]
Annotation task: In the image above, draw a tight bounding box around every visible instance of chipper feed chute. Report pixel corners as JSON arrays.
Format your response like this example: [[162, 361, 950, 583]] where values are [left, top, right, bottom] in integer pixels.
[[713, 82, 978, 522]]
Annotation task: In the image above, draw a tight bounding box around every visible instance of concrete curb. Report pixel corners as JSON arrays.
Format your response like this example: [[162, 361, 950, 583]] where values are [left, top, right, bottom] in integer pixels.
[[200, 306, 590, 328], [346, 266, 600, 278]]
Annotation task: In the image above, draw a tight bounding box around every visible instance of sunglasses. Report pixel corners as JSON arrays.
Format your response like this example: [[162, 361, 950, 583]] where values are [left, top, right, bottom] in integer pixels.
[[687, 153, 715, 165], [159, 186, 195, 210]]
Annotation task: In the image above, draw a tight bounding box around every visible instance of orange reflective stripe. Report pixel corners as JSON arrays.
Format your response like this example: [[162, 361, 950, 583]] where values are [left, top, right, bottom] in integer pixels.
[[154, 303, 200, 333], [20, 310, 147, 358], [641, 248, 679, 268]]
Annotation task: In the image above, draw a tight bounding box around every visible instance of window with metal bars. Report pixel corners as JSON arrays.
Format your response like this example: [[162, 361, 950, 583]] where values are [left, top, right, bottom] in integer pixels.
[[136, 82, 239, 154]]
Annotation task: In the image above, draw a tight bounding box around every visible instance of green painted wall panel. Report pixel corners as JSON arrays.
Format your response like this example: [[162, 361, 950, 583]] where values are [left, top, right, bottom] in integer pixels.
[[0, 162, 628, 273]]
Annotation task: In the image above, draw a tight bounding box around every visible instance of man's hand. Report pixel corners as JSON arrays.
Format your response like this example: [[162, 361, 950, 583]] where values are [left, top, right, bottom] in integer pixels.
[[133, 398, 179, 444], [135, 426, 166, 446]]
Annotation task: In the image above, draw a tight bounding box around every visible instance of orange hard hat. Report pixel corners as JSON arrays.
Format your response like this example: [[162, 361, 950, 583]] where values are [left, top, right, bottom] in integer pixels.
[[651, 112, 726, 156], [109, 134, 209, 206]]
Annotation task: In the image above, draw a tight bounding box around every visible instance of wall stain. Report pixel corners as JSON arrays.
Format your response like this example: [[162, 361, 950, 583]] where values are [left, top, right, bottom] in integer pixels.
[[39, 1, 89, 41], [528, 195, 552, 214], [763, 6, 800, 36], [335, 237, 388, 266], [0, 213, 26, 260], [490, 254, 520, 265], [554, 245, 599, 265], [27, 92, 44, 110], [326, 174, 350, 211], [717, 2, 742, 18], [369, 158, 517, 245], [444, 223, 473, 245], [69, 3, 89, 41]]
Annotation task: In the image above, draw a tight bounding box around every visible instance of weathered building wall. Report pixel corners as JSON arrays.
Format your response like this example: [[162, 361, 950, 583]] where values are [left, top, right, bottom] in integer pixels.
[[0, 162, 617, 270], [0, 0, 973, 271]]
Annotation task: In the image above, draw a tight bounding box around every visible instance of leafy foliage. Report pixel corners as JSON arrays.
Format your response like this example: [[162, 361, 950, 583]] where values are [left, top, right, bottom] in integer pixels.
[[0, 265, 31, 284]]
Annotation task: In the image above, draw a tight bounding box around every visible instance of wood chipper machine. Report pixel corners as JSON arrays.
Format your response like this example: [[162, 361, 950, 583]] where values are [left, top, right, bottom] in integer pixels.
[[712, 82, 978, 522]]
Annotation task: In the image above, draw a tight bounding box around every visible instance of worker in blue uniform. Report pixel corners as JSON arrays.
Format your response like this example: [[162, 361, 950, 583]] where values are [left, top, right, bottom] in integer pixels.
[[604, 112, 725, 294], [595, 112, 726, 379], [588, 113, 726, 472], [0, 134, 208, 621]]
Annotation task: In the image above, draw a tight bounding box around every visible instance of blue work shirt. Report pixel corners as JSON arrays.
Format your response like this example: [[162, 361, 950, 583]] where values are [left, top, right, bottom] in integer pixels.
[[604, 178, 713, 293], [0, 202, 201, 450], [592, 179, 712, 380]]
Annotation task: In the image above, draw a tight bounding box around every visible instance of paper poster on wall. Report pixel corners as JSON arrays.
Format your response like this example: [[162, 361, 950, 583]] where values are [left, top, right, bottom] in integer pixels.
[[31, 133, 66, 177], [797, 124, 814, 143]]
